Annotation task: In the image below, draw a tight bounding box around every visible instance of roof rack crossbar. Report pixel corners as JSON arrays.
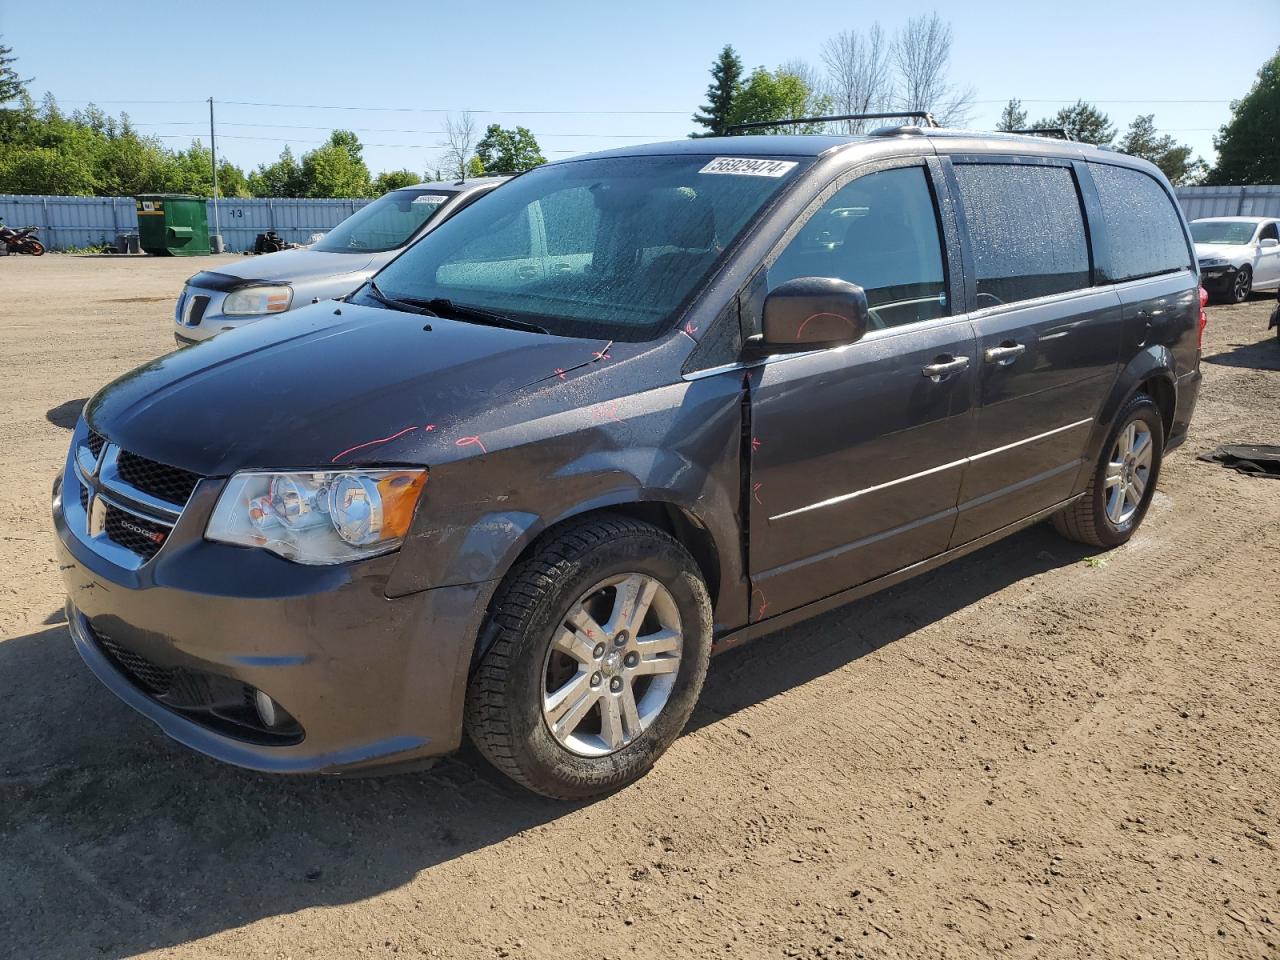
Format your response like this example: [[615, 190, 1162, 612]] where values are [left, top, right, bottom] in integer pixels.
[[1005, 127, 1073, 140], [726, 111, 939, 134]]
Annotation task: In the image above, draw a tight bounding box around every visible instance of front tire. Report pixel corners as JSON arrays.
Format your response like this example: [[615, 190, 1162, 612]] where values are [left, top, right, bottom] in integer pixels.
[[1230, 264, 1252, 303], [465, 516, 712, 800], [1053, 393, 1164, 548]]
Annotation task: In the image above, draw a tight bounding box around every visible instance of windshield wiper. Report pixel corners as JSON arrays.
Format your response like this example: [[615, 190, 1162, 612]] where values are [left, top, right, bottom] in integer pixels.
[[366, 280, 438, 317], [425, 298, 549, 334]]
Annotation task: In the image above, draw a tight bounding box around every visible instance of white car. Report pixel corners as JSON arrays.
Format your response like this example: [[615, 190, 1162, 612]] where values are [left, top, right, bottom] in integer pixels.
[[1190, 216, 1280, 304]]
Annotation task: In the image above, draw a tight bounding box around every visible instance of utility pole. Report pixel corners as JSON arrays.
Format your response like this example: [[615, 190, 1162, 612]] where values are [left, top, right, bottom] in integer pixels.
[[208, 96, 222, 252]]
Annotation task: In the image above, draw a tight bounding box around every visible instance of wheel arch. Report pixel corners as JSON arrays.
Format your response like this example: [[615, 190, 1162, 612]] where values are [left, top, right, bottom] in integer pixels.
[[1077, 346, 1177, 489]]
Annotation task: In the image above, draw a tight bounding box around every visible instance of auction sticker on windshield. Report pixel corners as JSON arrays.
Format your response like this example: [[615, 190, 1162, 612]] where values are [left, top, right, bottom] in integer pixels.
[[699, 157, 798, 177], [413, 195, 449, 204]]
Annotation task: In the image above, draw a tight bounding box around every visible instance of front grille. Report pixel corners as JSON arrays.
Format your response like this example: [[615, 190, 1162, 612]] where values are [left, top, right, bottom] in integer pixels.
[[85, 430, 106, 459], [103, 503, 169, 560], [116, 450, 201, 506], [96, 633, 176, 695], [78, 482, 89, 511]]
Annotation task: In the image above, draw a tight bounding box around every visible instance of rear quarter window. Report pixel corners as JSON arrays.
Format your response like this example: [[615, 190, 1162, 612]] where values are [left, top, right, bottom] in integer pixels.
[[954, 162, 1091, 305], [1089, 163, 1192, 283]]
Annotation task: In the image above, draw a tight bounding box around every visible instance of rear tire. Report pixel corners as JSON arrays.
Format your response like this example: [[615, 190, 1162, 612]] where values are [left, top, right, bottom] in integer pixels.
[[1053, 393, 1164, 548], [20, 239, 44, 256], [465, 515, 712, 800]]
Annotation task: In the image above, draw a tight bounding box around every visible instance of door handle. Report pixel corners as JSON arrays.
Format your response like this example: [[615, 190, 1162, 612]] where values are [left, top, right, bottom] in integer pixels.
[[516, 265, 537, 280], [921, 355, 970, 380], [983, 342, 1026, 365]]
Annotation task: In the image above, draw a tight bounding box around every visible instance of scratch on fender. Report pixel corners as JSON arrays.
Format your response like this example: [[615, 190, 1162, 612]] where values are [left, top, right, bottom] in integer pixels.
[[752, 482, 763, 505]]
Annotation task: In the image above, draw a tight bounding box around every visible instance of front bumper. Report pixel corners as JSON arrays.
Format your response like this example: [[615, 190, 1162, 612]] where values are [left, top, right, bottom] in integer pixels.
[[1197, 264, 1237, 291], [54, 460, 493, 775]]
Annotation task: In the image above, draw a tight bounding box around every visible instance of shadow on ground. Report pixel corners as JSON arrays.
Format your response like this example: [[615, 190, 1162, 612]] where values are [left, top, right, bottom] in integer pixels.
[[1201, 327, 1280, 371], [46, 398, 90, 430], [0, 523, 1087, 958]]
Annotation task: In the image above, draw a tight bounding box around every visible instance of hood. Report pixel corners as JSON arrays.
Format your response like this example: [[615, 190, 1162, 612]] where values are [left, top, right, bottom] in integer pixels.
[[197, 247, 378, 284], [86, 302, 610, 476], [1193, 242, 1249, 262]]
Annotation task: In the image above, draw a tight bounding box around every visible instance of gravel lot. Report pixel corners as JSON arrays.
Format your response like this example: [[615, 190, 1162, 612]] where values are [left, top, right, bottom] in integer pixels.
[[1, 254, 1278, 960]]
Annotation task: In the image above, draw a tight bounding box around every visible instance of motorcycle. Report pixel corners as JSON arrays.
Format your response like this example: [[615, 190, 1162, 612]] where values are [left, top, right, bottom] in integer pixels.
[[0, 219, 46, 256]]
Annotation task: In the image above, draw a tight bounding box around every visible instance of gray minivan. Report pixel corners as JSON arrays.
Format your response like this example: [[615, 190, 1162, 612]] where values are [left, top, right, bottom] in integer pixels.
[[173, 178, 506, 344], [58, 124, 1203, 799]]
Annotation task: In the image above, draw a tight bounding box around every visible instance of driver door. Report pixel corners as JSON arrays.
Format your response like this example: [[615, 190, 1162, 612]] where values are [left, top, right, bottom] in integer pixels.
[[746, 162, 977, 620]]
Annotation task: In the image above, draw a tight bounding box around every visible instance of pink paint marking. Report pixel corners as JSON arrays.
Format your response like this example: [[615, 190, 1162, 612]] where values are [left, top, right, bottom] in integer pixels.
[[330, 426, 418, 464], [752, 588, 769, 619], [554, 367, 567, 381], [682, 321, 698, 339], [592, 400, 623, 424], [455, 436, 488, 454], [751, 436, 761, 453], [424, 424, 437, 432], [592, 348, 612, 361], [752, 482, 763, 505]]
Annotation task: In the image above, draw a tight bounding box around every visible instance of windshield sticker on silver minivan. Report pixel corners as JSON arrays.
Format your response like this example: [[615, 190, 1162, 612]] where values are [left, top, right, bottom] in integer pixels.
[[699, 157, 798, 177]]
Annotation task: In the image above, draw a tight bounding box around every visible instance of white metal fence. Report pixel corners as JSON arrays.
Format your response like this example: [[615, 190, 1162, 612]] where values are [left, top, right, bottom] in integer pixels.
[[1174, 185, 1280, 220], [4, 187, 1279, 253], [0, 195, 372, 252]]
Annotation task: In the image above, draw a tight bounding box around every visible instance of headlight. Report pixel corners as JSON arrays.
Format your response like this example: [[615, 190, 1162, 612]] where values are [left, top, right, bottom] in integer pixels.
[[1200, 257, 1228, 267], [223, 285, 293, 316], [207, 468, 426, 564]]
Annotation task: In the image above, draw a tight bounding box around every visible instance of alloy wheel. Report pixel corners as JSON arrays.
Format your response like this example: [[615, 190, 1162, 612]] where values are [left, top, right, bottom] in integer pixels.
[[541, 572, 683, 757], [1234, 268, 1252, 302], [1104, 420, 1153, 526]]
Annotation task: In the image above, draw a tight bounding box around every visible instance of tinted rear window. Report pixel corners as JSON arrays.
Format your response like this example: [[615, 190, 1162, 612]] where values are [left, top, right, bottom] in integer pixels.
[[955, 163, 1091, 306], [1089, 163, 1192, 282]]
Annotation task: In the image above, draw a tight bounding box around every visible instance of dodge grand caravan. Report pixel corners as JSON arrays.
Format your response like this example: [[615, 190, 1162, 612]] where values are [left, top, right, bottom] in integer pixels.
[[55, 127, 1203, 799]]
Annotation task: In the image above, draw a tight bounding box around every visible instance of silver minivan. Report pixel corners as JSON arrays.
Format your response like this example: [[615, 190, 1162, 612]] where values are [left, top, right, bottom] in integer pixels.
[[174, 178, 507, 344]]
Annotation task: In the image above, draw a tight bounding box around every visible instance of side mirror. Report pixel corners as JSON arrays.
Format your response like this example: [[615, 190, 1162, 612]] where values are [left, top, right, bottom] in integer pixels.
[[749, 277, 869, 355], [1260, 237, 1279, 249]]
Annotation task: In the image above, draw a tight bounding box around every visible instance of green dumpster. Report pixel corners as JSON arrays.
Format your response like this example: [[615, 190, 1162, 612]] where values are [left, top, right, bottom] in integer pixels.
[[134, 194, 211, 256]]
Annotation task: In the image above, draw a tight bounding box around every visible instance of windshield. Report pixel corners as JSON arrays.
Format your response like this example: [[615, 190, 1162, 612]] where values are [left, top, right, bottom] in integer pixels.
[[365, 154, 806, 341], [312, 189, 454, 253], [1190, 220, 1258, 245]]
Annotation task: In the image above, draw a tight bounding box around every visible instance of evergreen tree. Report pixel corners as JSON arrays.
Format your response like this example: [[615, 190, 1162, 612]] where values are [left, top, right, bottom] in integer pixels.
[[996, 98, 1027, 131], [692, 45, 744, 137]]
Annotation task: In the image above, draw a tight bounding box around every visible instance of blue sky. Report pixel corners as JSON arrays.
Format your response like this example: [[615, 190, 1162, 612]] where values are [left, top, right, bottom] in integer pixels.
[[3, 0, 1277, 177]]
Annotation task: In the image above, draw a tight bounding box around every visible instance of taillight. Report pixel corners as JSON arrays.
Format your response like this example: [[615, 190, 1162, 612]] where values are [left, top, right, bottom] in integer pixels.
[[1197, 286, 1208, 350]]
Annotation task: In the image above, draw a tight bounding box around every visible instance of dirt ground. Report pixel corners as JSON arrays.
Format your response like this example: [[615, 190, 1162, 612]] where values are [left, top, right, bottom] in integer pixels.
[[1, 254, 1278, 960]]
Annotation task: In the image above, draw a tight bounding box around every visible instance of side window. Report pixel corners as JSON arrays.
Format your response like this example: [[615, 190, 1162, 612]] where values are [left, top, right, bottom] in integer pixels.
[[768, 166, 948, 329], [1260, 222, 1279, 243], [1089, 163, 1193, 282], [954, 163, 1090, 305], [450, 205, 532, 262]]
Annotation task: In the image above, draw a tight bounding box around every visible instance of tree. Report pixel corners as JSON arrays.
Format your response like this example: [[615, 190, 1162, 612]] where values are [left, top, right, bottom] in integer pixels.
[[891, 14, 973, 126], [996, 98, 1027, 132], [0, 37, 29, 107], [475, 124, 546, 173], [467, 155, 486, 179], [728, 66, 832, 134], [1033, 100, 1115, 145], [299, 134, 372, 198], [440, 111, 478, 180], [821, 25, 892, 133], [248, 146, 304, 198], [692, 44, 744, 137], [1118, 114, 1203, 186], [373, 169, 422, 193], [1206, 48, 1280, 185]]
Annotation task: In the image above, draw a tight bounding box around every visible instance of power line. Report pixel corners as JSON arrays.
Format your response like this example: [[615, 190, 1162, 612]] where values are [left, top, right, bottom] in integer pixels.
[[135, 121, 677, 138]]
